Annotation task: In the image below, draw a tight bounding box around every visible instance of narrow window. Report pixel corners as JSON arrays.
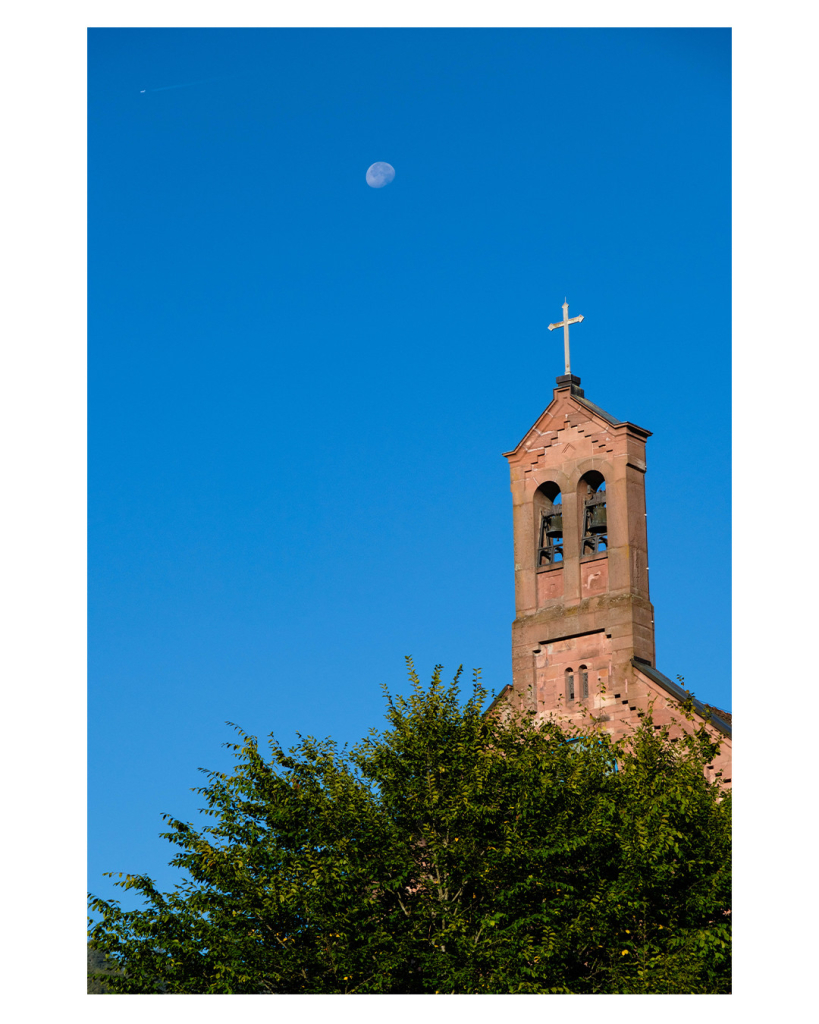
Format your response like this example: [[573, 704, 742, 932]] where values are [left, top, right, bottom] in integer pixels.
[[565, 668, 575, 702], [580, 665, 589, 699]]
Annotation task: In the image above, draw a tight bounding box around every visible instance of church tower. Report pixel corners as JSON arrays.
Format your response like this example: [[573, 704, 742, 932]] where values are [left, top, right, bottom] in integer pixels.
[[500, 303, 731, 783]]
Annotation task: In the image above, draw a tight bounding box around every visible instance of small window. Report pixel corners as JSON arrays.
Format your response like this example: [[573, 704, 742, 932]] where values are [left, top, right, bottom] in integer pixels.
[[565, 668, 575, 702], [580, 665, 589, 699]]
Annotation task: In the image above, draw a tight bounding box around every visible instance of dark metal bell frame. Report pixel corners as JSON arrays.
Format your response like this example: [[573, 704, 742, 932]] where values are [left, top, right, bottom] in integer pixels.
[[538, 506, 563, 566], [582, 491, 607, 556]]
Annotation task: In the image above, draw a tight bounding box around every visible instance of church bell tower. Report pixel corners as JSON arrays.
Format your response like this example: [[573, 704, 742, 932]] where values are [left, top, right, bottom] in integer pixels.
[[503, 303, 655, 730]]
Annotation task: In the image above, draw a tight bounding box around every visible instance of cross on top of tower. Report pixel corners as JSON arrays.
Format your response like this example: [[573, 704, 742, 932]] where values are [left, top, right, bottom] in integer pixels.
[[547, 300, 584, 375]]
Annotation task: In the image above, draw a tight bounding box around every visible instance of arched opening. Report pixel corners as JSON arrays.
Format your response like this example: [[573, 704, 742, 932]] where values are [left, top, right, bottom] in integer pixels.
[[534, 482, 563, 567], [579, 471, 607, 557], [565, 667, 575, 702], [579, 665, 589, 700]]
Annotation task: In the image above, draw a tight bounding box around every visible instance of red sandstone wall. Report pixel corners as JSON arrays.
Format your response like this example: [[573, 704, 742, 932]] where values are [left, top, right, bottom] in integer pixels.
[[504, 382, 729, 788]]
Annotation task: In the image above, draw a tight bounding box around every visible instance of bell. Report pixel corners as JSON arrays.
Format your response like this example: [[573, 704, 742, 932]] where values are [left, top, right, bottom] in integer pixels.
[[586, 504, 607, 533], [545, 512, 563, 538]]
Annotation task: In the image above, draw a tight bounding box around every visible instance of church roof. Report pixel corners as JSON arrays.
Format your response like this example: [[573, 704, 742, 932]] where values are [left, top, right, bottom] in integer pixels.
[[573, 394, 621, 426], [705, 705, 732, 726], [572, 394, 651, 436], [631, 659, 732, 737]]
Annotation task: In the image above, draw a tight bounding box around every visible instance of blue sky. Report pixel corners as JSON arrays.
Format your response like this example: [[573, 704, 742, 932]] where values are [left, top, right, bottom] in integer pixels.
[[88, 27, 730, 907]]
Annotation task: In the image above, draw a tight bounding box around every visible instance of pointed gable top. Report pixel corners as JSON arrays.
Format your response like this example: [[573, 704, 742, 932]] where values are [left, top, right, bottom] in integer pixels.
[[502, 374, 651, 458]]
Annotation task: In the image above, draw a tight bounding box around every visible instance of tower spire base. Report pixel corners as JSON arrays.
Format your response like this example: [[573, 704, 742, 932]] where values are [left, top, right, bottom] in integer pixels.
[[555, 373, 584, 397]]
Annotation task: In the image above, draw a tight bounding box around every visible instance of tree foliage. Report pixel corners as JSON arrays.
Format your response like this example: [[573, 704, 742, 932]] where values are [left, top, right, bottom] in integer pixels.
[[88, 660, 730, 994]]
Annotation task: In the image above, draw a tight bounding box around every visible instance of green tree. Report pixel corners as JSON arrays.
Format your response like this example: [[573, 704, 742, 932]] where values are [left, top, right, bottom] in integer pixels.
[[87, 945, 118, 994], [88, 661, 730, 994]]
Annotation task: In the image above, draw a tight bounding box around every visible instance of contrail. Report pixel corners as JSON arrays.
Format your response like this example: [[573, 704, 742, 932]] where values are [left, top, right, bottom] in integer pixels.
[[146, 79, 212, 92], [139, 73, 239, 94]]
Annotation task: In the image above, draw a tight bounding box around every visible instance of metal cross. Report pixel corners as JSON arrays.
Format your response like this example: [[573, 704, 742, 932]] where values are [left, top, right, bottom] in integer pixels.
[[548, 300, 584, 375]]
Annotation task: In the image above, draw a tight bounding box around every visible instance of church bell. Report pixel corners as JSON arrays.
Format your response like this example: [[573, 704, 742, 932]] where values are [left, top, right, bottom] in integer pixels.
[[585, 503, 607, 533], [544, 510, 563, 537]]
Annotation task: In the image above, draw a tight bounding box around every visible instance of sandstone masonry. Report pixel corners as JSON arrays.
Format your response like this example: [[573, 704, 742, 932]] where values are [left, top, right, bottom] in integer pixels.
[[496, 373, 731, 787]]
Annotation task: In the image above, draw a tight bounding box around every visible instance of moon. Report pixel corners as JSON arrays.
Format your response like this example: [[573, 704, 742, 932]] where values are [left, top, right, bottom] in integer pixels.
[[366, 162, 395, 188]]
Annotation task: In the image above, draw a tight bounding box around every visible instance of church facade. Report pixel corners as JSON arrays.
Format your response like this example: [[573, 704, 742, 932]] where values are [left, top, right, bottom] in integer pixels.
[[492, 313, 731, 786]]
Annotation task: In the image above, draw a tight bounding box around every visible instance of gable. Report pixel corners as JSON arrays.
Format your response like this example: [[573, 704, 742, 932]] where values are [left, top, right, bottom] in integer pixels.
[[503, 391, 624, 461]]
